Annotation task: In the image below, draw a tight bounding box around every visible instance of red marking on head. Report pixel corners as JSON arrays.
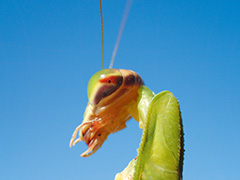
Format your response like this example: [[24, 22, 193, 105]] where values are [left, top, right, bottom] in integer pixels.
[[99, 76, 122, 84]]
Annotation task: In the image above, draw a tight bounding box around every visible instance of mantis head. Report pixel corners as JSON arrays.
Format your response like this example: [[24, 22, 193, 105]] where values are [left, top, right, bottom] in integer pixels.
[[70, 69, 143, 157]]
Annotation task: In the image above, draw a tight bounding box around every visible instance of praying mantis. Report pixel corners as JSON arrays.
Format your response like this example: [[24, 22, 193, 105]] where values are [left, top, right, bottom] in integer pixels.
[[69, 1, 184, 180]]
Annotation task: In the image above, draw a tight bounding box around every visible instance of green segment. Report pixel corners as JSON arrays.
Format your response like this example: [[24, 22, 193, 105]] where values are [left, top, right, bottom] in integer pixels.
[[87, 69, 121, 100], [133, 90, 182, 180], [114, 87, 183, 180], [136, 86, 155, 129]]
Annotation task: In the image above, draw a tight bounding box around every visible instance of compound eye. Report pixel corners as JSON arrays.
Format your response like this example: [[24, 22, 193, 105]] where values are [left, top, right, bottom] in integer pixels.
[[94, 76, 123, 104], [87, 69, 122, 105]]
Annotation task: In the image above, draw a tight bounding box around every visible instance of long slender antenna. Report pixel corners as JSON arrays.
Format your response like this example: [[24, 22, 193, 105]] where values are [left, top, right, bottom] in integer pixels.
[[109, 0, 133, 69], [99, 0, 104, 69]]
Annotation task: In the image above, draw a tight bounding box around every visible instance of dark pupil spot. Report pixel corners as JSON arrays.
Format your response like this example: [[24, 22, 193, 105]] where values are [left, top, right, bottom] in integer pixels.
[[108, 80, 111, 83]]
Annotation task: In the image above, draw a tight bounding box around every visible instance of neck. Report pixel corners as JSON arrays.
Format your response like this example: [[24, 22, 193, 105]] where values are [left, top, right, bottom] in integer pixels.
[[128, 85, 155, 129]]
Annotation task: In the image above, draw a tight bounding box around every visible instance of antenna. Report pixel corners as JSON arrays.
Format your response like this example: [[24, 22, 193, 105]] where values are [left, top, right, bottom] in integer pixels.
[[109, 0, 133, 68], [99, 0, 104, 69]]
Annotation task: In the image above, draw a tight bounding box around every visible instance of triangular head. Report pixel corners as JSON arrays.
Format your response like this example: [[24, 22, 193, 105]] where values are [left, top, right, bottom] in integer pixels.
[[70, 69, 143, 157]]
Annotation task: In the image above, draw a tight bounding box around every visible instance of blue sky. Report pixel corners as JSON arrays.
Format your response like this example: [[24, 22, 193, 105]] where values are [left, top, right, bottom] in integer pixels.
[[0, 0, 240, 179]]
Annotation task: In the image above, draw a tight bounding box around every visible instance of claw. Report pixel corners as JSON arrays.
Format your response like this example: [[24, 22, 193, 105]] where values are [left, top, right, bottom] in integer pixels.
[[81, 139, 100, 157], [69, 124, 83, 147], [69, 120, 96, 148], [81, 148, 93, 157], [72, 138, 81, 146]]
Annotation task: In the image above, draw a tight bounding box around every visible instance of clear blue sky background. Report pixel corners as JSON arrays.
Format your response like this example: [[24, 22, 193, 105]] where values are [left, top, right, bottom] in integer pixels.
[[0, 0, 240, 179]]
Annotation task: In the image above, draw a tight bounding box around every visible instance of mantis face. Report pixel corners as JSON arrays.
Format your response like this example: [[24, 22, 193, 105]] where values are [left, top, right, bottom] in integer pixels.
[[70, 69, 143, 157]]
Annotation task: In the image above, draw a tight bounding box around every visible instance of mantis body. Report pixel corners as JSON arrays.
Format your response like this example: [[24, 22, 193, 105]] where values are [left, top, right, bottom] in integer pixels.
[[69, 1, 184, 179], [69, 69, 184, 180]]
